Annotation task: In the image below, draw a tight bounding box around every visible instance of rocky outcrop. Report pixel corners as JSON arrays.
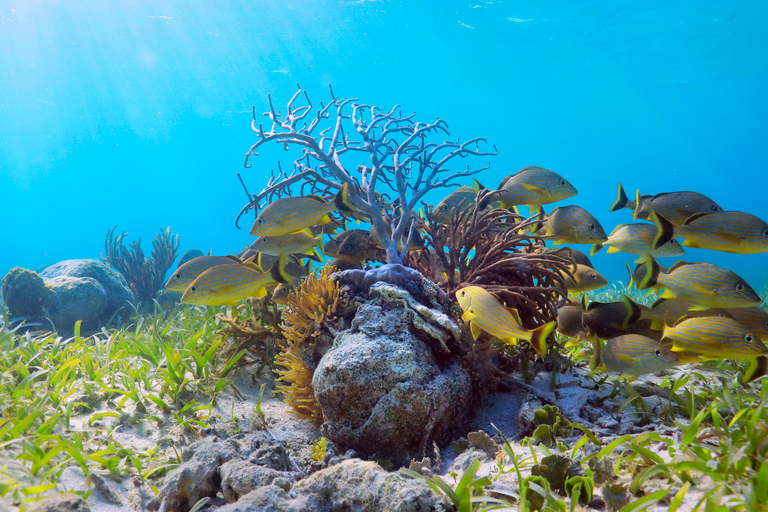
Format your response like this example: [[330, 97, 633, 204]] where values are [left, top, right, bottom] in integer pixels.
[[217, 459, 455, 512], [26, 494, 89, 512], [312, 272, 473, 465], [39, 259, 134, 333]]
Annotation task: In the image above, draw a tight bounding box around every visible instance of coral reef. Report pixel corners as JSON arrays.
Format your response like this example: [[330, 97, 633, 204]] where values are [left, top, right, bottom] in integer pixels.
[[236, 85, 496, 264], [0, 267, 54, 319], [101, 226, 179, 306]]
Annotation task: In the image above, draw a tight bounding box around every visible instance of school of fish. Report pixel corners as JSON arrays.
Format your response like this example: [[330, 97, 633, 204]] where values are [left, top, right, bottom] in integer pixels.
[[164, 166, 767, 381]]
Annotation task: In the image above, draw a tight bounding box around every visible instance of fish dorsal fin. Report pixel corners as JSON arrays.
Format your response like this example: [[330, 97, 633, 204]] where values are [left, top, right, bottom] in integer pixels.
[[506, 307, 521, 324], [242, 255, 256, 265], [650, 297, 668, 309], [226, 255, 244, 263], [243, 261, 261, 272], [580, 293, 587, 310], [305, 194, 327, 203], [586, 301, 604, 312], [668, 260, 694, 272], [472, 178, 486, 192], [609, 224, 629, 236], [673, 315, 692, 327]]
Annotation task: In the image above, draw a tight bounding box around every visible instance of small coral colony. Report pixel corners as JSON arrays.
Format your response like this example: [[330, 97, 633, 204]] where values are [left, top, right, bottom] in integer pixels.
[[163, 86, 768, 383]]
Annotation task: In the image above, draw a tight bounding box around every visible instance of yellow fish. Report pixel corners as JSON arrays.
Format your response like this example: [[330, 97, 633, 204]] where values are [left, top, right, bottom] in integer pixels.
[[610, 183, 722, 225], [165, 255, 243, 292], [249, 232, 323, 258], [455, 286, 556, 356], [564, 264, 608, 294], [534, 205, 607, 246], [658, 210, 768, 254], [476, 166, 577, 212], [662, 316, 768, 359], [592, 218, 681, 260], [181, 256, 291, 306], [725, 307, 768, 339], [250, 183, 354, 237], [601, 334, 679, 378], [636, 255, 761, 310]]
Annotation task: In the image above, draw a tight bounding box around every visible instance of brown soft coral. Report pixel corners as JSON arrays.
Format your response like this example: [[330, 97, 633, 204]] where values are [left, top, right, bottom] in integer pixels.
[[274, 265, 340, 424], [1, 267, 54, 318]]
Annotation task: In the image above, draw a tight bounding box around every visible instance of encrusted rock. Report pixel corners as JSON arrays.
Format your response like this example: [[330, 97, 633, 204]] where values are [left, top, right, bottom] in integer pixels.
[[46, 276, 107, 333], [312, 282, 472, 465], [41, 259, 135, 320], [216, 459, 454, 512], [219, 460, 295, 503], [27, 494, 89, 512]]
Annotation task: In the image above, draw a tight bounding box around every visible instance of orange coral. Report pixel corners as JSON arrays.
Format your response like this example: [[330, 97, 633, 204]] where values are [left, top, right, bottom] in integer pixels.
[[274, 265, 340, 424]]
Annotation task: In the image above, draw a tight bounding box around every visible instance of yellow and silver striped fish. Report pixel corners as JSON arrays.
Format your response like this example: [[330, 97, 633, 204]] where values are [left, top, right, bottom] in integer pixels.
[[181, 256, 291, 306], [610, 183, 721, 225], [564, 264, 608, 294], [534, 205, 607, 246], [249, 183, 354, 237], [601, 334, 679, 377], [725, 307, 768, 339], [636, 255, 761, 310], [662, 316, 768, 358], [592, 221, 682, 260], [632, 297, 730, 330], [476, 166, 577, 212], [455, 285, 556, 356], [165, 255, 243, 292], [249, 232, 323, 258], [659, 210, 768, 254]]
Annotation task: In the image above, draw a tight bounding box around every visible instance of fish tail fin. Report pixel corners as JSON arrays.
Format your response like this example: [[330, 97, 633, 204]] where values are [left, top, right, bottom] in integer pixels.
[[620, 294, 642, 327], [649, 210, 675, 250], [580, 292, 588, 310], [472, 178, 486, 192], [742, 356, 768, 385], [529, 205, 543, 217], [610, 182, 629, 212], [334, 183, 356, 213], [530, 321, 556, 357], [625, 262, 634, 289], [633, 189, 643, 220], [531, 209, 546, 233], [256, 253, 265, 272], [637, 254, 660, 290], [589, 338, 602, 371], [590, 243, 604, 256], [270, 253, 293, 285]]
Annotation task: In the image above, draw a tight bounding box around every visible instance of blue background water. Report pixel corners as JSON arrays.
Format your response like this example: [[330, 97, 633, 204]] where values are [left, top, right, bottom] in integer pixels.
[[2, 0, 767, 290]]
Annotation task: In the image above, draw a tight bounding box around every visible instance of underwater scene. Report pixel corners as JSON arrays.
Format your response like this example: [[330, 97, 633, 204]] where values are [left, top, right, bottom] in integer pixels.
[[2, 1, 768, 511]]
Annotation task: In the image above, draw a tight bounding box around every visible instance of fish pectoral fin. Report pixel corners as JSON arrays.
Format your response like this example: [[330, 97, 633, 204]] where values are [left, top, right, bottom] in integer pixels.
[[461, 310, 477, 322], [689, 283, 716, 296], [470, 321, 482, 340], [521, 183, 544, 193], [681, 239, 701, 249], [687, 304, 712, 311]]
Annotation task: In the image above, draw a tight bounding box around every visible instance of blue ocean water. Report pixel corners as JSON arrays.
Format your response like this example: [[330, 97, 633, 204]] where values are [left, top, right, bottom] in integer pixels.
[[1, 0, 767, 290]]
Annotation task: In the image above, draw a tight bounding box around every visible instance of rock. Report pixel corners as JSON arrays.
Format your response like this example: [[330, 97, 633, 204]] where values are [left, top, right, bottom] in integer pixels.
[[41, 259, 135, 320], [46, 276, 107, 333], [158, 436, 239, 512], [90, 472, 122, 505], [219, 460, 294, 503], [217, 459, 454, 512], [0, 496, 16, 512], [178, 250, 204, 268], [313, 282, 472, 465], [467, 430, 499, 459], [27, 494, 89, 512]]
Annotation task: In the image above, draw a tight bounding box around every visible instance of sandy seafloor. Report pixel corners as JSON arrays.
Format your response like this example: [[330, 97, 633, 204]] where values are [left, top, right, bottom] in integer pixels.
[[20, 358, 712, 512]]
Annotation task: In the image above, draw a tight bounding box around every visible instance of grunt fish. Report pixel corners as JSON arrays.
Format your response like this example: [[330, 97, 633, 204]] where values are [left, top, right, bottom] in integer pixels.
[[456, 285, 556, 356], [250, 183, 354, 237], [548, 247, 594, 268], [534, 205, 608, 246], [636, 255, 761, 310], [556, 296, 588, 339], [249, 232, 323, 258], [478, 166, 577, 211], [610, 183, 722, 225], [165, 255, 243, 292], [432, 186, 485, 223], [658, 210, 768, 254], [564, 264, 608, 293], [662, 316, 768, 358], [592, 219, 682, 260], [601, 334, 679, 377], [271, 283, 294, 305], [725, 307, 768, 339], [632, 296, 730, 330]]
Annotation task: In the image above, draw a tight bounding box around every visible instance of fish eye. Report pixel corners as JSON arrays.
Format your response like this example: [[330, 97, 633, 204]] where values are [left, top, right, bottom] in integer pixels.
[[257, 218, 264, 225], [669, 239, 677, 244], [460, 291, 466, 296], [190, 286, 196, 292], [654, 349, 661, 356], [588, 224, 596, 231], [442, 205, 449, 210], [736, 284, 744, 291], [591, 274, 597, 279], [711, 206, 719, 212], [560, 179, 567, 186], [762, 229, 768, 237], [175, 273, 181, 279], [746, 335, 753, 343]]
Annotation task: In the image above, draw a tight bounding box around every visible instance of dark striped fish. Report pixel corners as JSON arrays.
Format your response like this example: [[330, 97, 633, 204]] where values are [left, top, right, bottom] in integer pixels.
[[662, 317, 768, 358], [432, 186, 488, 223], [725, 307, 768, 339], [556, 295, 588, 340], [165, 255, 242, 292], [601, 334, 679, 377], [610, 183, 722, 225], [250, 183, 354, 237], [456, 286, 556, 356], [564, 264, 608, 293], [636, 255, 761, 310], [535, 205, 607, 246], [664, 211, 768, 254], [593, 221, 682, 260], [548, 246, 594, 268], [633, 297, 730, 330], [181, 257, 290, 306], [477, 166, 577, 212]]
